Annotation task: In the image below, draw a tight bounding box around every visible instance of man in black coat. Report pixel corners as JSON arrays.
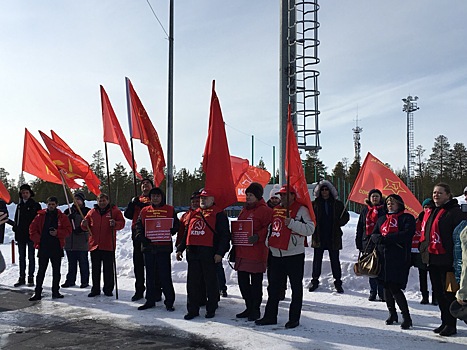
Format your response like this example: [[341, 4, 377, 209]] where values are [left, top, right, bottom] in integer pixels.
[[0, 198, 14, 244], [13, 184, 41, 287]]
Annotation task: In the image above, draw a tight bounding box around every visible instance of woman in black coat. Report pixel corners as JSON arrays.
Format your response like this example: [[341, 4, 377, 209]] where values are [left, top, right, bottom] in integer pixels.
[[419, 183, 466, 336], [371, 194, 415, 329]]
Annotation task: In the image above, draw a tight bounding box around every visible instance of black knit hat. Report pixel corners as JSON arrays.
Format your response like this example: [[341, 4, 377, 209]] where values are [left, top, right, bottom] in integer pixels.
[[245, 182, 264, 200], [19, 184, 35, 198], [141, 178, 154, 187], [190, 190, 201, 200], [74, 192, 86, 202], [368, 189, 383, 200]]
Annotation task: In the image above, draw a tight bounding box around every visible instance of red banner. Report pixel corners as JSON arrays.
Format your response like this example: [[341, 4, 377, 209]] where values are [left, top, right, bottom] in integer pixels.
[[144, 217, 173, 242], [100, 85, 142, 179], [126, 78, 165, 186], [285, 108, 316, 224], [40, 131, 100, 195], [231, 220, 253, 246], [22, 129, 80, 189], [348, 152, 422, 217], [0, 179, 11, 203], [202, 81, 237, 209]]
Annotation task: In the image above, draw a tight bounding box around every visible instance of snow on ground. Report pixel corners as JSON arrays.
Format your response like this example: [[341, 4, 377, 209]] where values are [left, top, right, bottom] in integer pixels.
[[1, 201, 466, 349]]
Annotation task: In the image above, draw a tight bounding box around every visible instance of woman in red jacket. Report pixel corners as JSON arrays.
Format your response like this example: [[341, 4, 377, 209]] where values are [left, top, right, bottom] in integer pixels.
[[234, 183, 272, 321], [81, 193, 125, 297]]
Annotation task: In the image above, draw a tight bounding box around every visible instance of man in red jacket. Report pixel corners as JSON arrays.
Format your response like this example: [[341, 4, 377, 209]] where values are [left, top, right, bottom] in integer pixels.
[[82, 193, 125, 297], [29, 196, 72, 301]]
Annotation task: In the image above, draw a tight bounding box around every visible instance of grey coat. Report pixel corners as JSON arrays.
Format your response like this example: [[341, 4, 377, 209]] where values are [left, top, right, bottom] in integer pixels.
[[64, 205, 91, 251]]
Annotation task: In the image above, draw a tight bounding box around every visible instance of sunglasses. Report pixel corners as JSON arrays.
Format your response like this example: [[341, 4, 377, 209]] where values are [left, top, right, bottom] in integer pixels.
[[321, 188, 329, 191]]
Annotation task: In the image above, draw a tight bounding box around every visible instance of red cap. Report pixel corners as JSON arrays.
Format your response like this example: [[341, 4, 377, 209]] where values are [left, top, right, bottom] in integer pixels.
[[199, 189, 214, 197], [276, 185, 295, 195]]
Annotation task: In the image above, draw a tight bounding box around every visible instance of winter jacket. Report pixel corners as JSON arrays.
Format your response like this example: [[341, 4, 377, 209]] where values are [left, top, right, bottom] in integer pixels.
[[13, 198, 41, 242], [64, 205, 91, 251], [177, 205, 231, 262], [134, 203, 180, 254], [267, 204, 315, 258], [235, 199, 273, 272], [29, 208, 72, 251], [456, 225, 467, 301], [124, 194, 151, 239], [0, 199, 14, 244], [312, 181, 350, 250], [355, 202, 385, 251], [176, 208, 195, 247], [419, 199, 466, 266], [372, 212, 416, 289], [453, 220, 467, 283], [82, 204, 125, 252]]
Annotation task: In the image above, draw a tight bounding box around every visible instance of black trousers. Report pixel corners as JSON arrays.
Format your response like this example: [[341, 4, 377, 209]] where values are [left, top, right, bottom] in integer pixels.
[[90, 250, 114, 295], [133, 240, 145, 295], [187, 259, 219, 315], [429, 265, 457, 327], [35, 255, 61, 295], [312, 248, 342, 282], [238, 271, 263, 309], [143, 251, 175, 307], [264, 253, 305, 322]]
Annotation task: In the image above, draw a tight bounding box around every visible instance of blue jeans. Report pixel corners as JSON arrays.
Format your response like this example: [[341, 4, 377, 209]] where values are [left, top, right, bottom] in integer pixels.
[[65, 250, 89, 285], [18, 240, 35, 279]]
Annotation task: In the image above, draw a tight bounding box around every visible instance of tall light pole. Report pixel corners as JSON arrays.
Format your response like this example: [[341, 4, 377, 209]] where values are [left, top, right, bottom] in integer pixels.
[[402, 95, 419, 193]]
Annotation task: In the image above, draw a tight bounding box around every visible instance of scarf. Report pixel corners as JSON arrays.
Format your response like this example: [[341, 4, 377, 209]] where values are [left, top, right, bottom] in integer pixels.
[[420, 208, 446, 254], [365, 204, 383, 236], [380, 212, 403, 236]]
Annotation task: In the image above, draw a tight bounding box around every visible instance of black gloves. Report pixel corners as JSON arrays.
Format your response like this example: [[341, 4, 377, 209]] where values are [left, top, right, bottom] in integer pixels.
[[141, 236, 151, 247], [132, 197, 140, 204], [248, 234, 259, 244]]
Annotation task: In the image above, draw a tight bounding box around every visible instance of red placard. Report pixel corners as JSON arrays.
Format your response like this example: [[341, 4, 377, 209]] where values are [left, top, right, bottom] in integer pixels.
[[145, 218, 173, 242], [231, 220, 253, 246]]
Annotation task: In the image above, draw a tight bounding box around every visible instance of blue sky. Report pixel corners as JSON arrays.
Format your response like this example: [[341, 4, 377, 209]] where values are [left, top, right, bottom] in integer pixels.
[[1, 1, 467, 185]]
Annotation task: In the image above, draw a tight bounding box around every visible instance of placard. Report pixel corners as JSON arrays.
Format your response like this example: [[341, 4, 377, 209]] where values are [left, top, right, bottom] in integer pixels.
[[231, 220, 253, 246], [145, 217, 173, 242]]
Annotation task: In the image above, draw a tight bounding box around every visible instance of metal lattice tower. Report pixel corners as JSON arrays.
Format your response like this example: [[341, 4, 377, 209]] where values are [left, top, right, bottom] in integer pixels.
[[353, 113, 363, 164], [402, 95, 419, 193], [288, 0, 321, 152]]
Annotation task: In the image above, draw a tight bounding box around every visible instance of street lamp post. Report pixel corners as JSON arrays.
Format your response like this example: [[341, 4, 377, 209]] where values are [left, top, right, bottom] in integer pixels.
[[402, 95, 419, 193]]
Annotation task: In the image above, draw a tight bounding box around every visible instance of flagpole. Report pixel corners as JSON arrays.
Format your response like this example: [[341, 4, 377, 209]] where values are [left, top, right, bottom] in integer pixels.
[[125, 77, 138, 198], [104, 141, 119, 300], [59, 171, 74, 230]]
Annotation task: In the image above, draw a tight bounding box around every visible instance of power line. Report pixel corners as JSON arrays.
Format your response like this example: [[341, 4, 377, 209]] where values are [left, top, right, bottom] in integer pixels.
[[146, 0, 169, 38], [224, 122, 275, 148]]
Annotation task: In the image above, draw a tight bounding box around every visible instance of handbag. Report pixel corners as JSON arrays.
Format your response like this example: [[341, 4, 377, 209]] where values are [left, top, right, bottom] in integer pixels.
[[354, 241, 381, 278]]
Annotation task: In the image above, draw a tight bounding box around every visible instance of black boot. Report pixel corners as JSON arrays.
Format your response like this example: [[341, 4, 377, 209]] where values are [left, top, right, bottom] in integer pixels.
[[393, 290, 411, 329], [248, 299, 261, 321], [386, 309, 398, 325], [236, 299, 250, 318], [420, 291, 429, 304]]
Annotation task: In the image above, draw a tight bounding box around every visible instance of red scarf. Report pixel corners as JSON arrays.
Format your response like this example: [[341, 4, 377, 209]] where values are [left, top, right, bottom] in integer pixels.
[[365, 205, 383, 236], [420, 208, 446, 254], [380, 212, 403, 236]]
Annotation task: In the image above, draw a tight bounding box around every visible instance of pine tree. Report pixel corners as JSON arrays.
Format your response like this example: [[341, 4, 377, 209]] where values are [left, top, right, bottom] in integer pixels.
[[427, 135, 450, 181], [303, 150, 326, 183]]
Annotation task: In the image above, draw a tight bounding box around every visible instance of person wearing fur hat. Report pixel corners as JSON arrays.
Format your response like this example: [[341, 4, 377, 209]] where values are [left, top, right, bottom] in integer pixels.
[[12, 184, 42, 287], [124, 178, 157, 302], [309, 180, 350, 293], [355, 188, 386, 301], [267, 184, 281, 208], [234, 182, 272, 321], [62, 192, 91, 288], [371, 194, 416, 329]]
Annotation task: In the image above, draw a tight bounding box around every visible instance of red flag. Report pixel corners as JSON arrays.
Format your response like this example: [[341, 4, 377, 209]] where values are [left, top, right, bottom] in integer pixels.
[[126, 78, 165, 186], [22, 129, 80, 189], [230, 156, 250, 185], [40, 131, 101, 195], [202, 81, 237, 209], [0, 179, 11, 203], [285, 108, 316, 224], [348, 152, 422, 217], [100, 85, 142, 180]]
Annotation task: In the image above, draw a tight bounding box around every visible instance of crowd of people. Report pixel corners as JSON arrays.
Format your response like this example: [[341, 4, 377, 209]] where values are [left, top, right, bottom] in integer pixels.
[[1, 179, 467, 335]]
